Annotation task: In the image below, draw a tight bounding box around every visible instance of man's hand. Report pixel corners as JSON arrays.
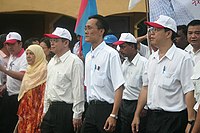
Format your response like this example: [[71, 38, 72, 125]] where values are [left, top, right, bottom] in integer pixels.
[[104, 116, 117, 132], [0, 64, 6, 72], [131, 115, 140, 133], [0, 84, 6, 96], [73, 118, 82, 132]]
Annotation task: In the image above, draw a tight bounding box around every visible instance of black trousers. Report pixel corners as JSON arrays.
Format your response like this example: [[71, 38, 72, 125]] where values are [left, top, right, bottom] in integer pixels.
[[0, 91, 19, 133], [81, 100, 120, 133], [146, 109, 187, 133], [41, 102, 74, 133], [120, 99, 147, 133]]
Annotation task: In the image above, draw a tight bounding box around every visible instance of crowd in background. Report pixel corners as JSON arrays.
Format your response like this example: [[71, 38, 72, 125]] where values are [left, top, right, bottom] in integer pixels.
[[0, 14, 200, 133]]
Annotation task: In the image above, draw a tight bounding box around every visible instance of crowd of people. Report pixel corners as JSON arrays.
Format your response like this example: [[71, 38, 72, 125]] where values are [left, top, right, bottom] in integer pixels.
[[0, 14, 200, 133]]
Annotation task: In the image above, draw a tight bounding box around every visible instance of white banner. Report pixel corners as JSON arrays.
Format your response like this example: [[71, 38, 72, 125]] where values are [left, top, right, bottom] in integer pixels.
[[149, 0, 200, 25]]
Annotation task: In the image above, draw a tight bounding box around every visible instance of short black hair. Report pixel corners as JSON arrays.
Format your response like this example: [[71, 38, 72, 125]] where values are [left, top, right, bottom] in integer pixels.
[[0, 34, 7, 49], [24, 37, 39, 49], [187, 20, 200, 27], [40, 37, 51, 48], [88, 14, 109, 37], [177, 25, 187, 37]]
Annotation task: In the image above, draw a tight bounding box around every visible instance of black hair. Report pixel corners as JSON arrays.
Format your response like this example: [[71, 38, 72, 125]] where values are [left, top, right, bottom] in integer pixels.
[[187, 20, 200, 27], [40, 37, 51, 48], [24, 37, 39, 49], [177, 25, 187, 37], [0, 34, 7, 49], [88, 14, 109, 37]]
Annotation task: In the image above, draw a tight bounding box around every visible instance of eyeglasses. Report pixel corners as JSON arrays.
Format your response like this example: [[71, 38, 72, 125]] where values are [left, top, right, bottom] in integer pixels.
[[49, 38, 61, 43], [148, 27, 163, 33]]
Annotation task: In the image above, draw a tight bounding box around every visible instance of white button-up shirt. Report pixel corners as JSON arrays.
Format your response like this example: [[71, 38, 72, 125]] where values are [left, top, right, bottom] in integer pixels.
[[144, 44, 194, 111], [85, 41, 125, 104], [191, 61, 200, 111], [185, 44, 200, 65], [122, 53, 147, 100], [43, 50, 85, 119]]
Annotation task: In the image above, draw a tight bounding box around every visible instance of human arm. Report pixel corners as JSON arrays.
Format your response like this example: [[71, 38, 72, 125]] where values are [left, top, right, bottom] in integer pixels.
[[192, 105, 200, 133], [185, 91, 196, 133], [132, 86, 148, 133], [0, 64, 25, 81], [104, 85, 124, 132], [72, 60, 85, 132]]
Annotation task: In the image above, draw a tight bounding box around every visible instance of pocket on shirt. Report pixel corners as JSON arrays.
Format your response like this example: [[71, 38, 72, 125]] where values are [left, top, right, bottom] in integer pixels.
[[128, 75, 141, 88], [55, 73, 66, 88], [93, 72, 106, 87], [158, 72, 174, 90]]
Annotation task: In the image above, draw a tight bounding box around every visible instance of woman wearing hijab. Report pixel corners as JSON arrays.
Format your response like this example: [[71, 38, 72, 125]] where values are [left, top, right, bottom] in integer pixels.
[[17, 44, 47, 133]]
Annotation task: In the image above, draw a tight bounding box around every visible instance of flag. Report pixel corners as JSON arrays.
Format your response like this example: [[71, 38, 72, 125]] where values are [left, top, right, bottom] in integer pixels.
[[128, 0, 141, 10], [74, 0, 97, 57]]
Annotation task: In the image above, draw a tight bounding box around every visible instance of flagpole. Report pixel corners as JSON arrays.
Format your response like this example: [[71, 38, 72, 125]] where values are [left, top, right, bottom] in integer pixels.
[[145, 0, 153, 54], [145, 0, 150, 21]]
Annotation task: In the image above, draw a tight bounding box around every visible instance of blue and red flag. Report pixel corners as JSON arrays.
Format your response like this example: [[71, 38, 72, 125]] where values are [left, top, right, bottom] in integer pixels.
[[74, 0, 97, 57]]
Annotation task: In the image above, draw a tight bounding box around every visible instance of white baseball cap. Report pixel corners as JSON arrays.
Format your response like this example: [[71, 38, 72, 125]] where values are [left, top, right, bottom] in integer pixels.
[[114, 33, 137, 45], [4, 32, 21, 44], [44, 27, 72, 41], [144, 15, 177, 32]]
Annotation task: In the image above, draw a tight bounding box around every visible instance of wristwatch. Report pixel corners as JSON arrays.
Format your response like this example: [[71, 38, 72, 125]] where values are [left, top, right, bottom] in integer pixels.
[[188, 120, 195, 125], [110, 114, 118, 120]]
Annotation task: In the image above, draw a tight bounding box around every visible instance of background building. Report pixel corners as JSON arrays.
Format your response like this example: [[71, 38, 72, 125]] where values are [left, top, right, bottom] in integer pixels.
[[0, 0, 147, 44]]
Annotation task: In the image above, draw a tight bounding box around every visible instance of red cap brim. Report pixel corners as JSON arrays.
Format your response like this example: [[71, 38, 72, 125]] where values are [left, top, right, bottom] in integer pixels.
[[44, 34, 60, 39], [4, 39, 18, 44], [144, 21, 164, 28], [113, 41, 125, 45]]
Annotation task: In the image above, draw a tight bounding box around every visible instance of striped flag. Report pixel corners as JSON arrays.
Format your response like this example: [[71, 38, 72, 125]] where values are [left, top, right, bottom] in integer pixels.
[[74, 0, 97, 57]]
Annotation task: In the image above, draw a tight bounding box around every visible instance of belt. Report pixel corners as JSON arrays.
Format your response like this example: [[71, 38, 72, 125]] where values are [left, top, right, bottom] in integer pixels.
[[148, 109, 187, 114], [89, 100, 109, 105]]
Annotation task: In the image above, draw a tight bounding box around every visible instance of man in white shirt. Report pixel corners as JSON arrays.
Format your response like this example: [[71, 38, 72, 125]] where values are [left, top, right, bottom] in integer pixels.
[[41, 27, 85, 133], [0, 32, 27, 133], [114, 33, 147, 133], [81, 15, 125, 133], [132, 15, 195, 133], [185, 20, 200, 65]]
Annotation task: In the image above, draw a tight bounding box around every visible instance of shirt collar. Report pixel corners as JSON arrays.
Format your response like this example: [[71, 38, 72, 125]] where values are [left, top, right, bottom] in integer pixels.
[[16, 48, 24, 57], [125, 53, 140, 66], [54, 50, 71, 63], [90, 41, 106, 58], [153, 44, 176, 61]]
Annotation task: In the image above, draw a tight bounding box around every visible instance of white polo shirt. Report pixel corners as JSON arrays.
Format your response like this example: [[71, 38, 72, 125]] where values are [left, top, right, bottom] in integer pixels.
[[85, 41, 125, 104], [6, 49, 27, 96], [144, 44, 194, 111], [122, 53, 147, 100]]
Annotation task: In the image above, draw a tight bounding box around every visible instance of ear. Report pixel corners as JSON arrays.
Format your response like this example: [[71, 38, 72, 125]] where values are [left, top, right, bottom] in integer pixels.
[[166, 30, 172, 39], [63, 40, 70, 48], [99, 29, 105, 36]]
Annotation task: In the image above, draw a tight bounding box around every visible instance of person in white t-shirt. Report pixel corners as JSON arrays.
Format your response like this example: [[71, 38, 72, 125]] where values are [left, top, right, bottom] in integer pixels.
[[0, 32, 27, 133], [185, 20, 200, 65], [132, 15, 195, 133]]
